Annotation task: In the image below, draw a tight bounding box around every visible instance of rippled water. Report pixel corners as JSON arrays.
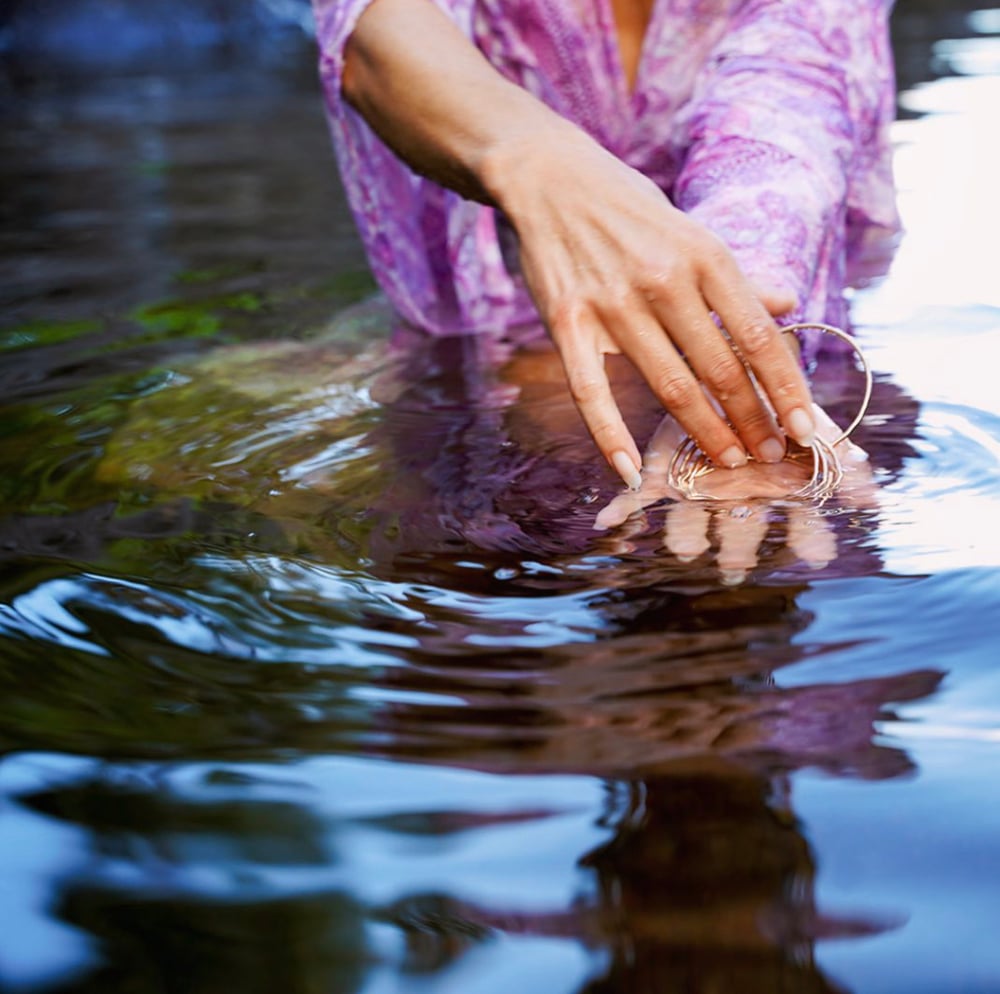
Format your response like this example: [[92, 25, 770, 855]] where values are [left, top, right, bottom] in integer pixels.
[[2, 5, 1000, 993]]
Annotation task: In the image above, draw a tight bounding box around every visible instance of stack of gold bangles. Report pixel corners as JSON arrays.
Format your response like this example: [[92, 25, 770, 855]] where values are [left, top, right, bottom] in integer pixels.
[[665, 322, 872, 502]]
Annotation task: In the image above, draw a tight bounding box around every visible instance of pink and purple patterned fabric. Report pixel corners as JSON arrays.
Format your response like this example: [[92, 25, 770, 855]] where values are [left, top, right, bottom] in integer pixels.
[[312, 0, 899, 338]]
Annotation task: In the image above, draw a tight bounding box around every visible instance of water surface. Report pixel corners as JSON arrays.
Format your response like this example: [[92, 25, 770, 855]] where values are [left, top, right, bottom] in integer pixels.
[[1, 4, 999, 992]]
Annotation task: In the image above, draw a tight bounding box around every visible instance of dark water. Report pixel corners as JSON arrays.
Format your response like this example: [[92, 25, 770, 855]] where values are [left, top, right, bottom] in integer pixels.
[[2, 3, 1000, 992]]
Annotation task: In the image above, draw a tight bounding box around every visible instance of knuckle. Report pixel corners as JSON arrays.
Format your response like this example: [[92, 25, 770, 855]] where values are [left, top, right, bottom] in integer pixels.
[[589, 420, 621, 448], [689, 228, 729, 268], [733, 405, 774, 435], [699, 233, 729, 266], [770, 375, 804, 403], [547, 296, 591, 338], [568, 374, 606, 409], [596, 293, 631, 327], [734, 318, 777, 358], [701, 353, 748, 398], [640, 259, 690, 302], [652, 369, 697, 411]]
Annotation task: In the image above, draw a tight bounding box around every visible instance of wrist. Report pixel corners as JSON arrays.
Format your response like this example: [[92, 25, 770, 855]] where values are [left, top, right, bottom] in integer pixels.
[[476, 112, 596, 217]]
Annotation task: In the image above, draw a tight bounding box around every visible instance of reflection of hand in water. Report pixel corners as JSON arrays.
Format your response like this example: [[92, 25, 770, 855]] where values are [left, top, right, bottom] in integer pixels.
[[594, 403, 877, 584]]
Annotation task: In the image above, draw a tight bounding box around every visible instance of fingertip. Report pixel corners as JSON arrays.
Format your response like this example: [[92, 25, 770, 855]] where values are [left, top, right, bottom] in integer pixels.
[[611, 449, 643, 491], [757, 436, 786, 464], [716, 445, 748, 469], [719, 568, 748, 586], [785, 407, 816, 448]]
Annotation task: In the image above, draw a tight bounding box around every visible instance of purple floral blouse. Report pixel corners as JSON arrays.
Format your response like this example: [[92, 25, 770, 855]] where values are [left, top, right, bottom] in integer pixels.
[[312, 0, 899, 338]]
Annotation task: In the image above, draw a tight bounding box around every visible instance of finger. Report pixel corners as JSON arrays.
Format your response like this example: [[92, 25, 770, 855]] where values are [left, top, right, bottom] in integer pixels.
[[594, 489, 652, 531], [663, 501, 711, 562], [597, 509, 649, 555], [651, 291, 787, 465], [813, 402, 867, 465], [837, 443, 880, 510], [750, 282, 798, 317], [555, 315, 643, 489], [714, 503, 770, 586], [701, 263, 816, 449], [595, 413, 684, 529], [814, 403, 879, 509], [786, 504, 837, 570], [606, 308, 750, 470]]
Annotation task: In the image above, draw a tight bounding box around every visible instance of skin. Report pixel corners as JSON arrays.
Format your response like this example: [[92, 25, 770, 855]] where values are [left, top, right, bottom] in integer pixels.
[[594, 404, 875, 584], [500, 341, 872, 582], [341, 0, 818, 490]]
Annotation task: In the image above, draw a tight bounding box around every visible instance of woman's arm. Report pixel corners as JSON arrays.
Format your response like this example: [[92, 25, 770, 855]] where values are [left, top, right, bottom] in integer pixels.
[[341, 0, 817, 487], [671, 0, 898, 340]]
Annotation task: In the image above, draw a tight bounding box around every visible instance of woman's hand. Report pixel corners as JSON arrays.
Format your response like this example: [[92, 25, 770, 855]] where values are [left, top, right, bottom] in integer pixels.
[[487, 131, 816, 489], [594, 404, 875, 584], [343, 0, 816, 487]]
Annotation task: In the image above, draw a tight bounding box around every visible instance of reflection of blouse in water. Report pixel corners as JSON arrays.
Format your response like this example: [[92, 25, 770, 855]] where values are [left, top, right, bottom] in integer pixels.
[[313, 0, 899, 336]]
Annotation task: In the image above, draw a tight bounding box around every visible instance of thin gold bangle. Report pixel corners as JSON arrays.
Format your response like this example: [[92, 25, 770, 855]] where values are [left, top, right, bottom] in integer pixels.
[[665, 322, 871, 502]]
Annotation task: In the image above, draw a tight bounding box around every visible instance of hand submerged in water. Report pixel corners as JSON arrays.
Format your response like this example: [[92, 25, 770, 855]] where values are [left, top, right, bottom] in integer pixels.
[[594, 404, 875, 584]]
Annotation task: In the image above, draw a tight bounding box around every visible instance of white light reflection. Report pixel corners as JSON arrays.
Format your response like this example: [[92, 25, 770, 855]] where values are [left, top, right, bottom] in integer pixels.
[[850, 61, 1000, 576], [858, 75, 1000, 327]]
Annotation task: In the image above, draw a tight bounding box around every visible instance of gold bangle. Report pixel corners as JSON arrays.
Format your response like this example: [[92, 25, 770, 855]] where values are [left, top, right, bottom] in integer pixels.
[[665, 322, 872, 503]]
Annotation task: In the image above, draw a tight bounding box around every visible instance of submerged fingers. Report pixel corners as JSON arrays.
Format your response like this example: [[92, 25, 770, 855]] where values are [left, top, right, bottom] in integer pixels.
[[663, 501, 711, 561], [713, 504, 771, 585], [786, 504, 837, 570], [602, 492, 845, 583]]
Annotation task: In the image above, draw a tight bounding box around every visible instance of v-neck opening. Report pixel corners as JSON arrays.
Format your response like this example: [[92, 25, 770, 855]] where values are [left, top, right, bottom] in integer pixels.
[[603, 0, 658, 103]]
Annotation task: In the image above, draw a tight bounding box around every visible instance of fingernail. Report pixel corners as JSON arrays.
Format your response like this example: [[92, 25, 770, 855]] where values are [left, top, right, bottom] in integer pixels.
[[718, 445, 747, 469], [786, 407, 815, 447], [612, 450, 642, 491], [758, 437, 786, 464]]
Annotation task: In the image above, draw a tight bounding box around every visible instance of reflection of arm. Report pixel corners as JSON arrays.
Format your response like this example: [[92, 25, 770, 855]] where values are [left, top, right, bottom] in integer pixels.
[[671, 1, 898, 324]]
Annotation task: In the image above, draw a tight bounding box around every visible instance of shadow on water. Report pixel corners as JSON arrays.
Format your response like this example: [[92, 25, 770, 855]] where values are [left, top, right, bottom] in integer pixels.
[[2, 2, 1000, 993]]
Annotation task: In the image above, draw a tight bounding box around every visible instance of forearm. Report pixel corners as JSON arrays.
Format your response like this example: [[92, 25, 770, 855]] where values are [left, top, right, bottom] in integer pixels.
[[341, 0, 583, 209]]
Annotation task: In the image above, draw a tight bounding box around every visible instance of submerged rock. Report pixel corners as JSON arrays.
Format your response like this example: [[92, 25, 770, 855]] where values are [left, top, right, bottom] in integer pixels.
[[94, 298, 396, 512]]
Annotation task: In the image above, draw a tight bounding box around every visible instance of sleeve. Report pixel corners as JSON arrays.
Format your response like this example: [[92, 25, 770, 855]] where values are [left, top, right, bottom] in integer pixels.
[[310, 0, 526, 334], [669, 0, 900, 337], [312, 0, 475, 92]]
